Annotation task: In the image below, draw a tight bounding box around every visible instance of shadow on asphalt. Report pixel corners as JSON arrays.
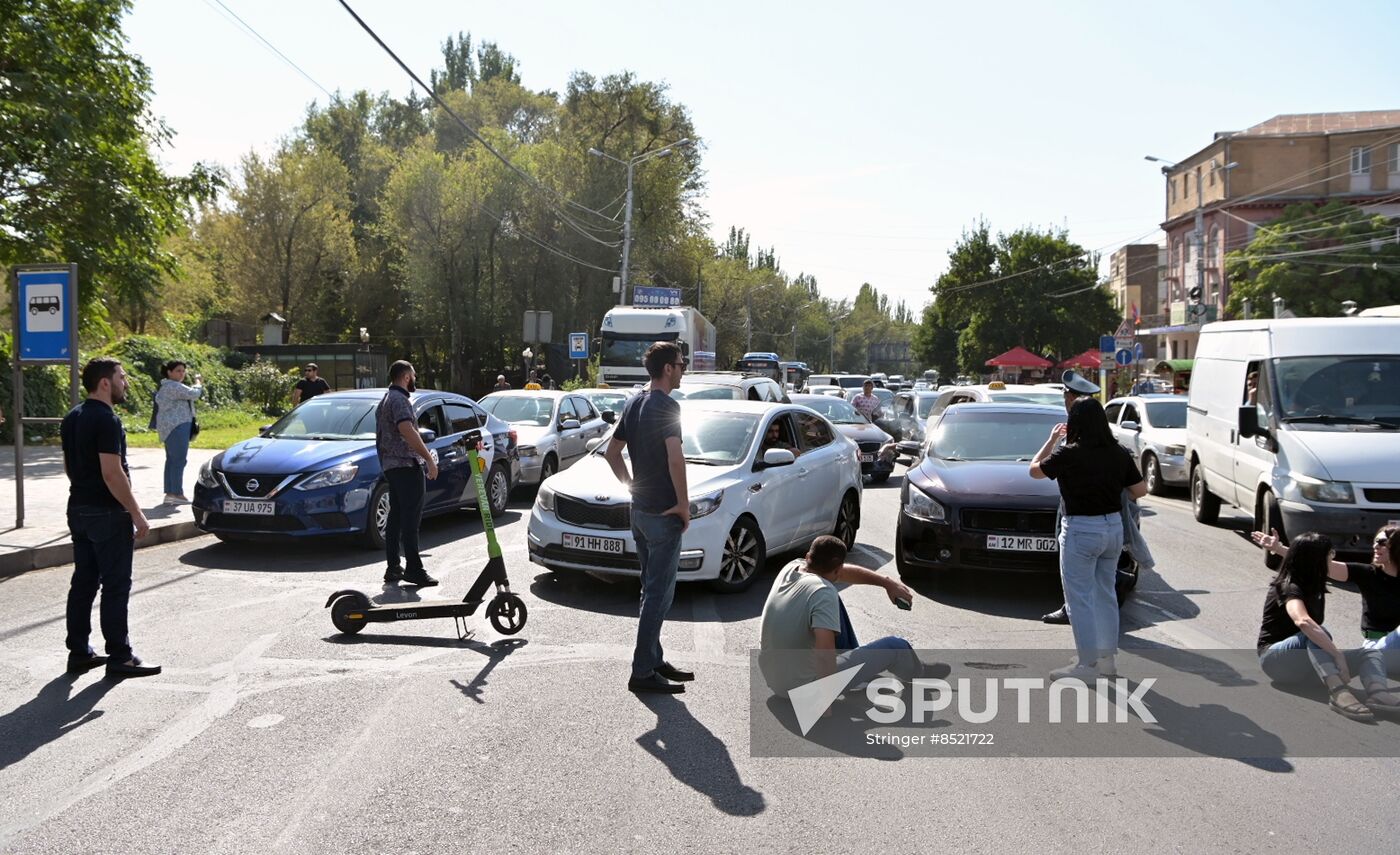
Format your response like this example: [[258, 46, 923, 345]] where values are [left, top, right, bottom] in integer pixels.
[[635, 694, 767, 816], [903, 571, 1065, 621], [451, 638, 529, 703], [0, 673, 115, 772], [176, 509, 527, 573]]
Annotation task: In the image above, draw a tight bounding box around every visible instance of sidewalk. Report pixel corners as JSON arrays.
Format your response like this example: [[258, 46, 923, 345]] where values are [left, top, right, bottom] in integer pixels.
[[0, 445, 221, 577]]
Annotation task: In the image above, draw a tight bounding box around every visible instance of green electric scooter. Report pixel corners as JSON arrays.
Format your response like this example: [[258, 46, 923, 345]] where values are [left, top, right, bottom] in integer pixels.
[[326, 430, 527, 638]]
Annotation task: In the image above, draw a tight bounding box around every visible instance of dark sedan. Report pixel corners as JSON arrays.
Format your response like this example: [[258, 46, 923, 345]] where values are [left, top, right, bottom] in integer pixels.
[[896, 404, 1065, 577], [790, 394, 895, 482]]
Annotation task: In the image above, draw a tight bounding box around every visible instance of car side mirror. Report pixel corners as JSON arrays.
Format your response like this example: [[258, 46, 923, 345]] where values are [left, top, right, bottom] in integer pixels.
[[601, 410, 616, 424], [1237, 406, 1259, 438], [586, 437, 604, 453], [418, 428, 437, 443], [758, 448, 796, 469], [1121, 420, 1141, 432], [259, 424, 271, 436], [560, 418, 581, 431]]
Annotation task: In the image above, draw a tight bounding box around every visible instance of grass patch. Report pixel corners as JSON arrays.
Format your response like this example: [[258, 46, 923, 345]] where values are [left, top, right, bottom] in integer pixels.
[[123, 408, 271, 450]]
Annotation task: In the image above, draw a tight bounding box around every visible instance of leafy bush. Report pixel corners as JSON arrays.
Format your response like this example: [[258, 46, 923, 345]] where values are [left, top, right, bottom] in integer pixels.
[[0, 357, 73, 443], [236, 359, 295, 416], [95, 335, 242, 419]]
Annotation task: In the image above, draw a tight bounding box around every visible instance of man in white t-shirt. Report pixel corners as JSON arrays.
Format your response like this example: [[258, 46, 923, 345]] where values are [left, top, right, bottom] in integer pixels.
[[850, 380, 883, 422], [758, 535, 920, 695]]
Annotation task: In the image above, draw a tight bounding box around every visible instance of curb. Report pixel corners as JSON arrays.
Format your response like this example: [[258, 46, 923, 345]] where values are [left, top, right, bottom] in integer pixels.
[[0, 520, 207, 579]]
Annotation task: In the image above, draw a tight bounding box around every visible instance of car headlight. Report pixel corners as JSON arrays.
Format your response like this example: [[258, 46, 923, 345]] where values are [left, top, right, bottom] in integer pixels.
[[903, 485, 946, 522], [536, 483, 555, 512], [689, 488, 724, 519], [1164, 444, 1185, 457], [1289, 473, 1354, 504], [198, 459, 218, 489], [295, 463, 359, 491], [519, 445, 538, 458]]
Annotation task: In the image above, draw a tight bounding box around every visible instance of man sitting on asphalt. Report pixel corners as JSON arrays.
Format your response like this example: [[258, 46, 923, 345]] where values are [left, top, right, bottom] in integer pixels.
[[758, 535, 922, 696]]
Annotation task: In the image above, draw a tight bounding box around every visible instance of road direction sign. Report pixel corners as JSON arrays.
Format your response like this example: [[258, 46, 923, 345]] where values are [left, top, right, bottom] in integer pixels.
[[1099, 335, 1116, 353], [568, 332, 588, 360], [1115, 348, 1134, 366], [1134, 342, 1145, 362]]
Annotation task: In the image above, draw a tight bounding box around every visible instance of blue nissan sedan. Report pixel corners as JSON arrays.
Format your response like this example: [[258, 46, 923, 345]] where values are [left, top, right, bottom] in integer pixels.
[[193, 389, 517, 547]]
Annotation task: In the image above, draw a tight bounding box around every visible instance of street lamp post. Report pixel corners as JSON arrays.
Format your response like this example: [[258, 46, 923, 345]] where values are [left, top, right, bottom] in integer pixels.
[[589, 139, 692, 305]]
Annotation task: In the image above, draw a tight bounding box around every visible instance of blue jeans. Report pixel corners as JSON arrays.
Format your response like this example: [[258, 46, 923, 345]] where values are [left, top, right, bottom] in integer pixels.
[[1258, 630, 1344, 684], [163, 420, 192, 495], [632, 509, 683, 679], [1059, 513, 1124, 667], [834, 597, 918, 684], [66, 506, 135, 661]]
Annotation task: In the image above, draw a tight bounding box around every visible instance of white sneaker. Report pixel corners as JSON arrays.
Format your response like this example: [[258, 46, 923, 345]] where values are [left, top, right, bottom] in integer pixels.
[[1097, 656, 1119, 679], [165, 494, 190, 506], [1049, 662, 1099, 682]]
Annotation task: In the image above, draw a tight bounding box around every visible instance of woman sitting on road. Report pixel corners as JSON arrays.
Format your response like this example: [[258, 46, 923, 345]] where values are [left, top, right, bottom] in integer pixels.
[[155, 360, 203, 505], [1253, 524, 1400, 712], [1030, 396, 1147, 681], [1253, 532, 1396, 721]]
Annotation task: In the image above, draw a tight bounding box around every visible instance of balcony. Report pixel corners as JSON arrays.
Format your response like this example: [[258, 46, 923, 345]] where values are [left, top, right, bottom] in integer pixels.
[[1170, 304, 1219, 325]]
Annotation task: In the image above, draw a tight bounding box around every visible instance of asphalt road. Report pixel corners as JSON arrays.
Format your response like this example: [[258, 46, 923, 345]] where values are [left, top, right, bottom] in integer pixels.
[[1, 466, 1397, 853]]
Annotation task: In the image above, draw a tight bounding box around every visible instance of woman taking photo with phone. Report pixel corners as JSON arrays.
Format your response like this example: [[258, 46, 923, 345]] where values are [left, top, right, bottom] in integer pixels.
[[155, 360, 203, 505], [1030, 396, 1147, 681]]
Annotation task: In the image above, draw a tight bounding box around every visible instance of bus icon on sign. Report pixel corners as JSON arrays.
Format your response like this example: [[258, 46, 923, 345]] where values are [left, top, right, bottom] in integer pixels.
[[29, 295, 61, 315]]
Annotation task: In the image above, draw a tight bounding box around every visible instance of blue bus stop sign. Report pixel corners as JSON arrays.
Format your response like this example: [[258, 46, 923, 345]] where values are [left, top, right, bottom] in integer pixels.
[[16, 266, 77, 361], [568, 332, 589, 360], [1115, 348, 1134, 366]]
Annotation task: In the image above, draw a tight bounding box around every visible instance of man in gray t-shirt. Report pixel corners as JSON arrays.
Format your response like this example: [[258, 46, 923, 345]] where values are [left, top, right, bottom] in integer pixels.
[[758, 536, 919, 699], [375, 360, 439, 586]]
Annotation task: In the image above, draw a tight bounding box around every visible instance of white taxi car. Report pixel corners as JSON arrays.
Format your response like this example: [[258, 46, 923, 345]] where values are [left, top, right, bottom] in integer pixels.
[[926, 381, 1066, 419], [526, 400, 863, 592]]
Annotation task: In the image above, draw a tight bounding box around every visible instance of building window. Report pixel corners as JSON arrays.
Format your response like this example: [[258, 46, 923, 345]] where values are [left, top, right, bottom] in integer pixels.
[[1207, 226, 1220, 265], [1391, 143, 1400, 173], [1195, 166, 1202, 198], [1351, 146, 1371, 175], [1209, 166, 1216, 186], [1169, 178, 1176, 204]]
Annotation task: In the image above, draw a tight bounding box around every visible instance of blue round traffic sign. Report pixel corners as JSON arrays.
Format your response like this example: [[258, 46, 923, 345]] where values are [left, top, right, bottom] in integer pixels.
[[1115, 348, 1134, 366]]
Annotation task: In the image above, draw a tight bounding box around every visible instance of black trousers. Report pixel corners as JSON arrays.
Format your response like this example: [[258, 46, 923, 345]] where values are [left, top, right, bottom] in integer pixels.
[[384, 466, 426, 573], [66, 506, 135, 661]]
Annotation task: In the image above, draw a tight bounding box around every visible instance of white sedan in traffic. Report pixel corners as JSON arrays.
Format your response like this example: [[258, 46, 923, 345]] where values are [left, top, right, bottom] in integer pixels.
[[526, 400, 863, 592]]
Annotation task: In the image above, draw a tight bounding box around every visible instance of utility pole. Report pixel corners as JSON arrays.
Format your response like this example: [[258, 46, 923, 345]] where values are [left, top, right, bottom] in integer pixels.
[[619, 160, 633, 306]]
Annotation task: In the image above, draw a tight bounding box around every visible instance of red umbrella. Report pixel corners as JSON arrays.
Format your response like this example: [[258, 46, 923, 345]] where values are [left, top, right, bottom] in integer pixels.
[[985, 346, 1053, 368], [1057, 349, 1103, 370]]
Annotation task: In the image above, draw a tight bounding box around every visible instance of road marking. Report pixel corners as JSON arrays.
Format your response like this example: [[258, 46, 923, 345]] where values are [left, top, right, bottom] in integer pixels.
[[247, 714, 284, 728], [691, 596, 726, 659]]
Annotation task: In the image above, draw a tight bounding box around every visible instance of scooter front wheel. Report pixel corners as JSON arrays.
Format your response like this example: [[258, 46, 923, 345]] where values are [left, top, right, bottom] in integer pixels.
[[330, 592, 371, 635], [487, 594, 528, 635]]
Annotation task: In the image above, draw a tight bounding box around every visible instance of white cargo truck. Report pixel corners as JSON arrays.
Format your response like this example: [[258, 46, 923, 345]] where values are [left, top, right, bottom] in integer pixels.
[[599, 306, 717, 387]]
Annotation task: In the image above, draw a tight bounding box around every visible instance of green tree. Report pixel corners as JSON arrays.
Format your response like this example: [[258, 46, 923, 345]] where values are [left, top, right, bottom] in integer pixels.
[[1225, 201, 1400, 318], [914, 223, 1117, 376], [0, 0, 219, 335]]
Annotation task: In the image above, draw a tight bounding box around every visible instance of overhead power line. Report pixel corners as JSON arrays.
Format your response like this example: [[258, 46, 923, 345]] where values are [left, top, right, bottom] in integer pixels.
[[204, 0, 335, 100]]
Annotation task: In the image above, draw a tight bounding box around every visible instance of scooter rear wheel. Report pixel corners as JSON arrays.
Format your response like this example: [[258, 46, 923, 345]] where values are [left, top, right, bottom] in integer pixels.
[[487, 594, 528, 635], [330, 593, 370, 635]]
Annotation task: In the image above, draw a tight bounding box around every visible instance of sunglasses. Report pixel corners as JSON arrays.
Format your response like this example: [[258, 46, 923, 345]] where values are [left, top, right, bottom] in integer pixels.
[[1377, 536, 1391, 547], [671, 359, 689, 368]]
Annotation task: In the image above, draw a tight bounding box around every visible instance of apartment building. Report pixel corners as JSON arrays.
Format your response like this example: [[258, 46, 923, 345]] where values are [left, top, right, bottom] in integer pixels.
[[1105, 243, 1163, 361], [1145, 110, 1400, 359]]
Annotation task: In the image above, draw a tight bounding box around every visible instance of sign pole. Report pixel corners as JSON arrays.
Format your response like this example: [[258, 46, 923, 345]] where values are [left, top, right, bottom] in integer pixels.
[[11, 268, 22, 528]]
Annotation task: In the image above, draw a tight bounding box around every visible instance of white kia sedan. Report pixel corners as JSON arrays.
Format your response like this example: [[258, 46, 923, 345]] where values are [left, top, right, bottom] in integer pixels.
[[526, 400, 863, 592]]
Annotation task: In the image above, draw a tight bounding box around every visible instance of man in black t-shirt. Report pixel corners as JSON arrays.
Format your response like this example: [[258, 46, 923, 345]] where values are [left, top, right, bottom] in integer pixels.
[[605, 341, 692, 694], [293, 363, 331, 405], [61, 358, 161, 680]]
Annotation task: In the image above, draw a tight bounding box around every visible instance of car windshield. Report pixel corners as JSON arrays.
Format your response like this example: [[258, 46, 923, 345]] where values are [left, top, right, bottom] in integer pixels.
[[798, 397, 866, 424], [929, 409, 1062, 461], [990, 391, 1064, 407], [583, 392, 628, 412], [672, 384, 739, 401], [265, 398, 378, 440], [479, 395, 555, 426], [593, 411, 760, 465], [837, 377, 869, 388], [1146, 401, 1187, 428], [599, 337, 657, 366], [1272, 355, 1400, 428], [916, 397, 938, 417]]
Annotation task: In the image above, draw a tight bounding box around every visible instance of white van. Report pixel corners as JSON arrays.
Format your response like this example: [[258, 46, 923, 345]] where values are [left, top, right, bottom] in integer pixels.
[[1185, 318, 1400, 565]]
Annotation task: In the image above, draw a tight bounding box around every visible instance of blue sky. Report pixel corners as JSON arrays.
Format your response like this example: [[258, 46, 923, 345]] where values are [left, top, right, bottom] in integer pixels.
[[125, 0, 1400, 311]]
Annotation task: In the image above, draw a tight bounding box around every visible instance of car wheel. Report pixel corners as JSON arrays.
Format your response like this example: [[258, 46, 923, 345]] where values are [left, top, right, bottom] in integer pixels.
[[487, 463, 510, 517], [834, 490, 860, 549], [1190, 464, 1220, 524], [1116, 549, 1139, 606], [539, 454, 558, 485], [708, 517, 765, 593], [363, 482, 390, 550], [1142, 453, 1164, 496], [1258, 492, 1286, 570]]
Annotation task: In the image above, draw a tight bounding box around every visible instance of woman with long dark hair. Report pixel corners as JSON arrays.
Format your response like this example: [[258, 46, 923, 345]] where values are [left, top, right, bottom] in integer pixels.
[[1031, 396, 1147, 680], [1254, 532, 1377, 720], [1254, 523, 1400, 713], [155, 360, 203, 504]]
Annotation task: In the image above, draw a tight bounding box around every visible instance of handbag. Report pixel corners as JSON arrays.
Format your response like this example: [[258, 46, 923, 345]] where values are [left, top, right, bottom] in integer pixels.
[[188, 398, 200, 440]]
